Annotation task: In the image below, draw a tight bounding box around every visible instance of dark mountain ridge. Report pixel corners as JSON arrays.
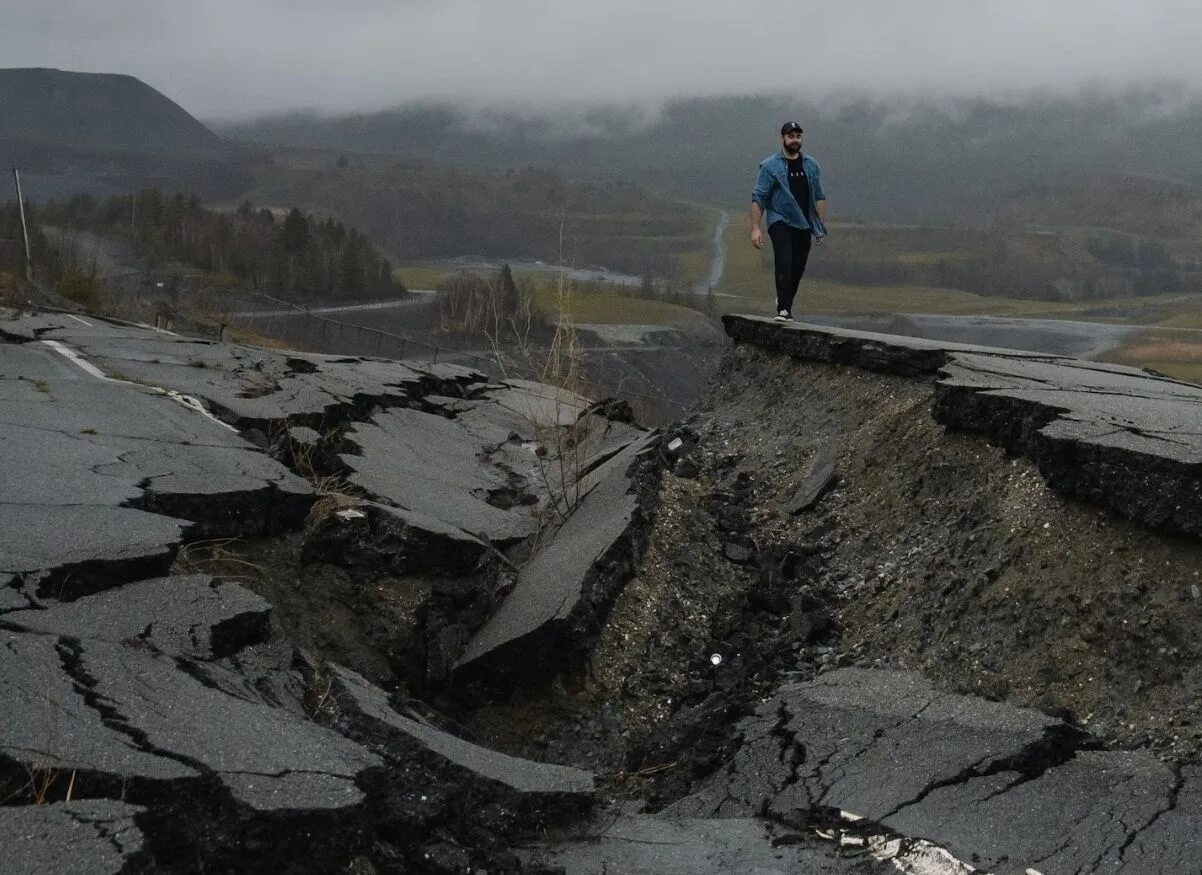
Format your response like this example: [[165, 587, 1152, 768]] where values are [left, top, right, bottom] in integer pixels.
[[0, 67, 226, 158], [0, 68, 251, 202]]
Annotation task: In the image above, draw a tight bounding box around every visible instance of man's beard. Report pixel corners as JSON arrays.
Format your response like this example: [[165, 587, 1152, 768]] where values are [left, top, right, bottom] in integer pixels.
[[783, 143, 801, 156]]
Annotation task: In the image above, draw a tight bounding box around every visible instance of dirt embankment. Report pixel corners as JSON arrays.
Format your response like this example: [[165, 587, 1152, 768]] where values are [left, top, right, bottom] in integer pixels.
[[460, 341, 1202, 802]]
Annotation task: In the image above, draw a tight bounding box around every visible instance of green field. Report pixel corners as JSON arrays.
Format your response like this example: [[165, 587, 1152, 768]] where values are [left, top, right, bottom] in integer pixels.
[[391, 265, 454, 290], [717, 220, 1202, 322], [1101, 330, 1202, 384], [717, 221, 1064, 316]]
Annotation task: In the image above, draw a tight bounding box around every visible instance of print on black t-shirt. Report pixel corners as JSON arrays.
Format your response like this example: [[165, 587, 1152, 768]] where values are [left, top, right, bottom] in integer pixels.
[[786, 157, 811, 223]]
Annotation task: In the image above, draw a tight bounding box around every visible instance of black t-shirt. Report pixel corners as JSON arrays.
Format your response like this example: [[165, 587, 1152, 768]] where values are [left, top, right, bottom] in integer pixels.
[[786, 156, 811, 219]]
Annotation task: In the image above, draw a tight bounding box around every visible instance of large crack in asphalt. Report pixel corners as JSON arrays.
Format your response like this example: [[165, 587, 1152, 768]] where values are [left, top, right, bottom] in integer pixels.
[[54, 637, 209, 780], [880, 722, 1090, 822]]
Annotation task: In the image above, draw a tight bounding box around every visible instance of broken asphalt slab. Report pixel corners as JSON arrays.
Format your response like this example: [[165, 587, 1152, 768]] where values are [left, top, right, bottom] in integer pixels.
[[3, 309, 484, 428], [343, 405, 541, 544], [672, 668, 1202, 874], [331, 664, 594, 798], [0, 341, 312, 600], [342, 382, 648, 551], [0, 626, 380, 811], [0, 631, 196, 788], [725, 314, 1202, 536], [456, 433, 660, 678], [4, 574, 272, 659], [934, 352, 1202, 536], [723, 313, 1046, 377], [1, 801, 146, 875]]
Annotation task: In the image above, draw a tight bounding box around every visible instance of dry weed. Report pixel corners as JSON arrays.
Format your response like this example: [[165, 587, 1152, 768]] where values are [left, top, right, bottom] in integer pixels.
[[176, 537, 267, 581]]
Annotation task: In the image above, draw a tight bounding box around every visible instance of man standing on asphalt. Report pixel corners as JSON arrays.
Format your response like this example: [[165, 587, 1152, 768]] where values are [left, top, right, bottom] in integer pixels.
[[751, 122, 827, 321]]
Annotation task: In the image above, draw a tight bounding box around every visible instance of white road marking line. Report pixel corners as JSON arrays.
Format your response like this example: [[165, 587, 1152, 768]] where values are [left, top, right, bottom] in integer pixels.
[[65, 314, 93, 327], [42, 339, 107, 380], [132, 320, 180, 336], [39, 340, 238, 433]]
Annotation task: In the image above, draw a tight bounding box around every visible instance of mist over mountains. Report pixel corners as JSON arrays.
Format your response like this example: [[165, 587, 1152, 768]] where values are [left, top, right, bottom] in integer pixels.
[[221, 87, 1202, 227], [9, 65, 1202, 287]]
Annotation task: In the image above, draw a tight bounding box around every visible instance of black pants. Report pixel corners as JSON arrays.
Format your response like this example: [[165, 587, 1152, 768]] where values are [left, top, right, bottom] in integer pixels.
[[768, 221, 813, 314]]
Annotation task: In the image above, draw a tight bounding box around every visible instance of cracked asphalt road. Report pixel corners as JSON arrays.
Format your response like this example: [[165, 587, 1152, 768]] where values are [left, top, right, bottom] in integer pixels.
[[2, 307, 1201, 873]]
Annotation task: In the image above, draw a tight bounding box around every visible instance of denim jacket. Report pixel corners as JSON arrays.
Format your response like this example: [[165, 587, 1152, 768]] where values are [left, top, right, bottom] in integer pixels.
[[752, 152, 827, 237]]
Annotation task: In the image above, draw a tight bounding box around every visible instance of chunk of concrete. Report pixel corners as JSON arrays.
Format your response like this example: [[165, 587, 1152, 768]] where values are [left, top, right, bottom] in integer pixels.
[[786, 442, 838, 514]]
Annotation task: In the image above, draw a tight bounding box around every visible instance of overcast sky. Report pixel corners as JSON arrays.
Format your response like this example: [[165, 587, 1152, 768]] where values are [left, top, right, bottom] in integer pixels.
[[5, 0, 1202, 119]]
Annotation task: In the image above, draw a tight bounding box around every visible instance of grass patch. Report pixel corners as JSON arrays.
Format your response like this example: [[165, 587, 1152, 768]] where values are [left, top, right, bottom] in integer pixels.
[[392, 265, 454, 290], [1100, 329, 1202, 385], [1159, 311, 1202, 330], [528, 282, 704, 328], [718, 220, 1202, 323], [0, 270, 22, 306]]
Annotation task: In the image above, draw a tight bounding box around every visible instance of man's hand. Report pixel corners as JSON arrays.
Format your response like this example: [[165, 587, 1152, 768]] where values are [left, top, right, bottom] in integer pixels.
[[751, 227, 764, 250], [815, 235, 825, 247]]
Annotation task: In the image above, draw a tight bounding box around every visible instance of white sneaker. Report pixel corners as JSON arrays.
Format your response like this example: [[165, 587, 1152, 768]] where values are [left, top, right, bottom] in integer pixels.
[[774, 309, 789, 322]]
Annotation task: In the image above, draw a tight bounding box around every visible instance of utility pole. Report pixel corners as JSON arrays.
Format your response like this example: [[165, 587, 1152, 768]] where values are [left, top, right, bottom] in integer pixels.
[[12, 166, 32, 281]]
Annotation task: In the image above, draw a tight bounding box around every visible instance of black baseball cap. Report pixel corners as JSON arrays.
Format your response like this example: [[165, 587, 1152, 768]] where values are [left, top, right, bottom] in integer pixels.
[[780, 121, 804, 135]]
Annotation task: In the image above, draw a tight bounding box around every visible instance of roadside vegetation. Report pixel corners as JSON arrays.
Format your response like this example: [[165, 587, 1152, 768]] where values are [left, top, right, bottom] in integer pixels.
[[14, 191, 403, 301], [1, 201, 108, 308], [1101, 330, 1202, 383]]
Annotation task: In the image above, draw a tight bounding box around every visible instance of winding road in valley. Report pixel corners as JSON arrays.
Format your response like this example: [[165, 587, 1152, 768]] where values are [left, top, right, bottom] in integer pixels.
[[694, 208, 730, 294]]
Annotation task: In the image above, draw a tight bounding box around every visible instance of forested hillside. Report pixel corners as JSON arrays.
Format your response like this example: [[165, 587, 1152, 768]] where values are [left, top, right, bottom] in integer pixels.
[[242, 149, 713, 279], [7, 192, 400, 299]]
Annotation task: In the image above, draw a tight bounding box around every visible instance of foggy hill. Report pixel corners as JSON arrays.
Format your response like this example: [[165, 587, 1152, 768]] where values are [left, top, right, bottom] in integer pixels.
[[221, 88, 1202, 228], [0, 68, 247, 202], [0, 67, 226, 158]]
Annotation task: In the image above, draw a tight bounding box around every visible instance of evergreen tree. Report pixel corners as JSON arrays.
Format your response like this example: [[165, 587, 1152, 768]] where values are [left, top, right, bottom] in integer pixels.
[[281, 208, 311, 253], [340, 237, 367, 291]]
